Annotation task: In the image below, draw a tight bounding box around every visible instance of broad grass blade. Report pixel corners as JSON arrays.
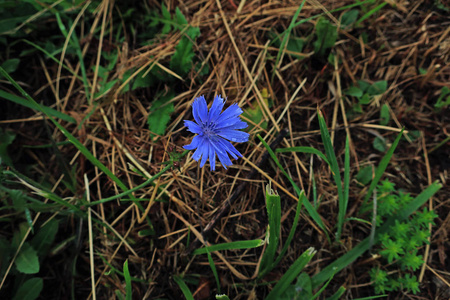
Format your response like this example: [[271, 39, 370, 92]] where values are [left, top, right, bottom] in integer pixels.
[[363, 129, 404, 205], [259, 184, 281, 274], [266, 248, 316, 300], [257, 135, 330, 241], [317, 109, 345, 240], [173, 276, 194, 300]]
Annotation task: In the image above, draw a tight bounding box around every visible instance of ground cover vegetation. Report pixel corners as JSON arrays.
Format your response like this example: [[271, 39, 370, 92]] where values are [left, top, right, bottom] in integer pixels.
[[0, 0, 449, 299]]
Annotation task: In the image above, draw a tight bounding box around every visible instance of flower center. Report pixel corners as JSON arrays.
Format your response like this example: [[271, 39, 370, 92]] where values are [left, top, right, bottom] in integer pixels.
[[202, 122, 217, 138]]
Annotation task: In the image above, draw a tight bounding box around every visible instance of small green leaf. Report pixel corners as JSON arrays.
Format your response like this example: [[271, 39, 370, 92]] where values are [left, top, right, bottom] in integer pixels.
[[357, 80, 371, 93], [161, 4, 172, 34], [1, 58, 20, 75], [12, 277, 43, 300], [351, 103, 362, 114], [242, 88, 270, 132], [9, 189, 26, 212], [373, 136, 387, 152], [380, 104, 390, 125], [313, 18, 338, 57], [435, 86, 450, 109], [15, 243, 39, 274], [31, 219, 59, 256], [359, 93, 371, 105], [401, 274, 420, 294], [367, 80, 387, 96], [327, 53, 338, 65], [0, 128, 16, 166], [435, 0, 450, 11], [12, 222, 29, 249], [170, 26, 201, 75], [287, 37, 306, 57], [341, 9, 359, 27], [269, 33, 306, 59], [404, 130, 420, 141], [147, 92, 175, 137], [294, 273, 313, 298], [356, 166, 372, 185], [345, 86, 363, 97], [175, 7, 188, 25]]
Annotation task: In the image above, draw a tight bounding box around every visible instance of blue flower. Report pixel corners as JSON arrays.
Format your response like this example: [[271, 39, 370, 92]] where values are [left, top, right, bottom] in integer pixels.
[[183, 95, 249, 171]]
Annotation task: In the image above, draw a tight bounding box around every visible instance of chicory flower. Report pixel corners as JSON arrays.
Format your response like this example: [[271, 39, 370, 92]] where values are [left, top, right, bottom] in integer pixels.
[[183, 95, 249, 171]]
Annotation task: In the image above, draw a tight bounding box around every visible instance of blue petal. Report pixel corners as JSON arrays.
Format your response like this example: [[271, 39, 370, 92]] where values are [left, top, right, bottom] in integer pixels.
[[208, 95, 225, 123], [183, 135, 202, 150], [192, 95, 208, 124], [199, 139, 210, 167], [211, 141, 232, 169], [191, 100, 202, 125], [216, 103, 243, 124], [216, 138, 242, 159], [191, 137, 208, 161], [216, 129, 250, 143], [184, 120, 203, 135], [216, 117, 248, 130], [209, 142, 216, 171]]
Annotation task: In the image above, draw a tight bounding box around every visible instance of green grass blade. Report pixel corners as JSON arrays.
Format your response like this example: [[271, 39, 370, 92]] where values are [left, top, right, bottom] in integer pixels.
[[54, 12, 91, 101], [173, 276, 195, 300], [355, 2, 388, 27], [271, 191, 304, 272], [257, 134, 330, 241], [123, 260, 132, 300], [325, 286, 346, 300], [311, 181, 441, 289], [0, 90, 76, 123], [343, 135, 350, 222], [115, 291, 125, 300], [22, 39, 84, 82], [5, 170, 84, 214], [206, 249, 221, 293], [276, 146, 330, 165], [192, 239, 263, 255], [272, 0, 306, 81], [312, 167, 318, 207], [259, 184, 281, 274], [265, 247, 316, 300], [363, 129, 404, 205], [97, 253, 146, 283], [317, 110, 345, 240], [311, 268, 338, 300]]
